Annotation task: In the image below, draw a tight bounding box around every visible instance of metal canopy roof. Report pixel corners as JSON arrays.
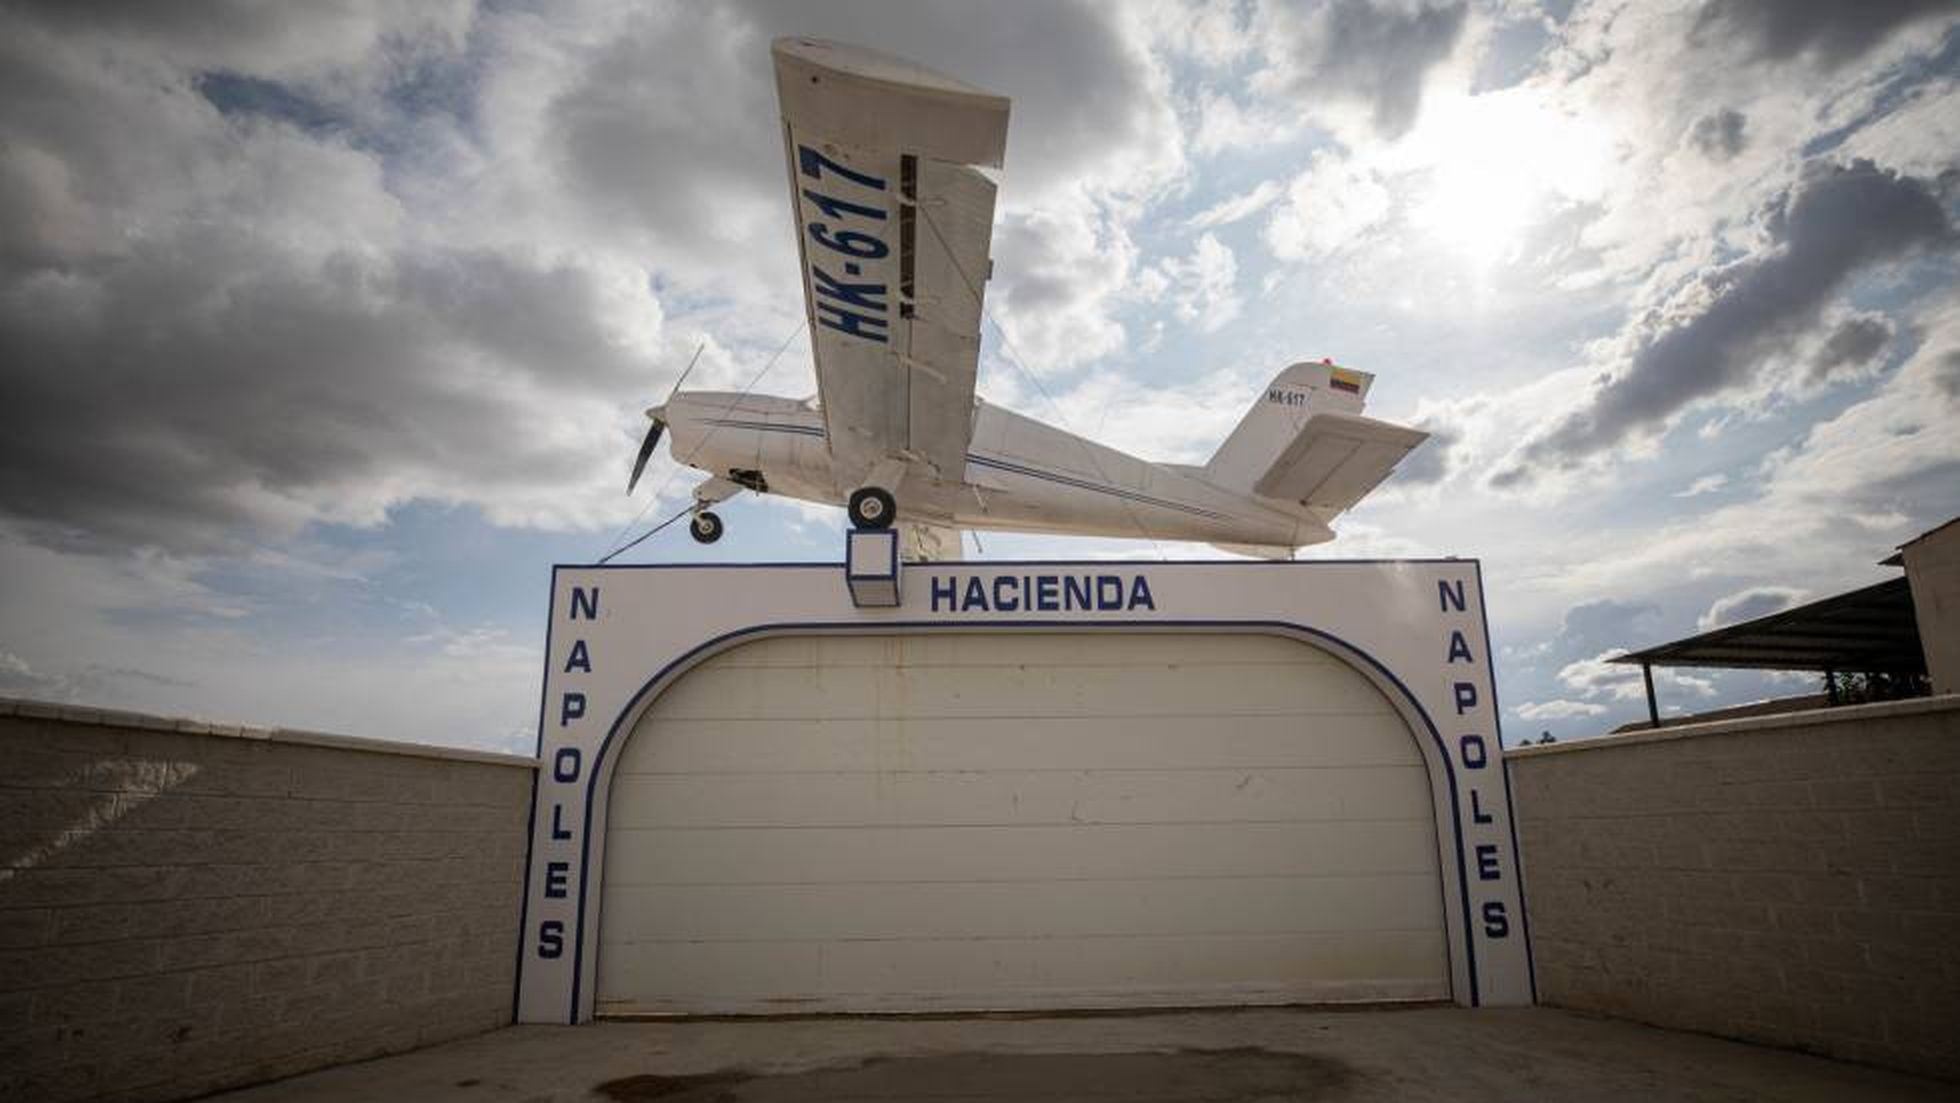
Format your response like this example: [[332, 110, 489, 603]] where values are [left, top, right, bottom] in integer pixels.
[[1609, 576, 1925, 674]]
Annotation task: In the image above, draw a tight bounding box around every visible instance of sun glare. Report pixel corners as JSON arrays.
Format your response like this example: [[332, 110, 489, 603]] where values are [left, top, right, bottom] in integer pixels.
[[1401, 87, 1614, 268]]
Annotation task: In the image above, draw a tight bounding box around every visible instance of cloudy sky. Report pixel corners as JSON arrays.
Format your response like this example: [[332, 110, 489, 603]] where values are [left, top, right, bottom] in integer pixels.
[[2, 0, 1956, 753]]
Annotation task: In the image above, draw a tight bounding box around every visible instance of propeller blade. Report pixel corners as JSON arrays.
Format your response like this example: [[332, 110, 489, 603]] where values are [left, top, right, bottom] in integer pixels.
[[627, 419, 664, 494], [666, 342, 705, 401], [624, 343, 701, 495]]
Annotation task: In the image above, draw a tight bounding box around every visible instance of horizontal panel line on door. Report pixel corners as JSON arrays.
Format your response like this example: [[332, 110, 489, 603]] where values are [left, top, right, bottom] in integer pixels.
[[613, 870, 1441, 887], [621, 765, 1426, 777], [698, 660, 1360, 671], [605, 928, 1446, 947], [646, 708, 1398, 721], [607, 816, 1438, 830]]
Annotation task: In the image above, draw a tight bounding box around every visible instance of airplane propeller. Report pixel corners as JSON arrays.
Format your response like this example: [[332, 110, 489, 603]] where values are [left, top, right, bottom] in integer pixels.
[[627, 343, 704, 495], [626, 417, 664, 494]]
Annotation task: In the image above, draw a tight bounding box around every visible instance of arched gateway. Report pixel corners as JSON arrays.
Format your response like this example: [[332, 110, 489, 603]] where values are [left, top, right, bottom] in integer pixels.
[[516, 558, 1534, 1023]]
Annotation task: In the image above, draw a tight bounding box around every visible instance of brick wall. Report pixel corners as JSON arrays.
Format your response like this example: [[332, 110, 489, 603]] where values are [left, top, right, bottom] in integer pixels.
[[1507, 696, 1960, 1081], [0, 700, 537, 1103]]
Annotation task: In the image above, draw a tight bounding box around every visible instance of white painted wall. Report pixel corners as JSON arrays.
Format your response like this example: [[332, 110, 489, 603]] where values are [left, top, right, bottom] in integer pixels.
[[596, 633, 1446, 1014], [0, 700, 533, 1103], [518, 559, 1534, 1022]]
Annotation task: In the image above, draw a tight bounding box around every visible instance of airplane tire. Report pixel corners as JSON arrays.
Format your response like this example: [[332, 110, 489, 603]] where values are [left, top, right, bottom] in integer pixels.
[[689, 510, 724, 544], [848, 486, 897, 530]]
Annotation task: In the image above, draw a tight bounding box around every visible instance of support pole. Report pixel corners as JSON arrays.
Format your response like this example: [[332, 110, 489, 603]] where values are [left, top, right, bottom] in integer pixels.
[[1825, 669, 1839, 707], [1642, 662, 1660, 729]]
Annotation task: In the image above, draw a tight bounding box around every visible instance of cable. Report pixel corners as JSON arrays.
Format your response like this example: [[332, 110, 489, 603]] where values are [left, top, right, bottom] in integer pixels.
[[597, 504, 695, 565], [918, 204, 1169, 560], [594, 319, 807, 563], [595, 482, 664, 567]]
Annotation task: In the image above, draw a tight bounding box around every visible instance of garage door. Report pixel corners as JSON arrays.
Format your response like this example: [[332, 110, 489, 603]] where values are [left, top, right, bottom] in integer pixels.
[[596, 632, 1447, 1014]]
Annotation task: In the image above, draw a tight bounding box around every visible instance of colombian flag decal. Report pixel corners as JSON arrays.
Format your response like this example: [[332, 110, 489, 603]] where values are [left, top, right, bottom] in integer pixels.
[[1329, 367, 1364, 394]]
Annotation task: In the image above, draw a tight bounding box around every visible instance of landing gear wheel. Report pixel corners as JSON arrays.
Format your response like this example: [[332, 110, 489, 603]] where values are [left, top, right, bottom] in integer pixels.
[[689, 510, 724, 544], [848, 486, 896, 529]]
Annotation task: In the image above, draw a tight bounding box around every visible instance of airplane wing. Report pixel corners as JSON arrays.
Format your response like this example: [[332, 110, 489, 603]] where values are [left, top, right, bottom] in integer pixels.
[[1251, 412, 1430, 518], [772, 37, 1008, 489]]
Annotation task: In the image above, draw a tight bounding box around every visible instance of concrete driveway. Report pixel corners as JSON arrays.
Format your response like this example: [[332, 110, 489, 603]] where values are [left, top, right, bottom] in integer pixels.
[[207, 1005, 1951, 1102]]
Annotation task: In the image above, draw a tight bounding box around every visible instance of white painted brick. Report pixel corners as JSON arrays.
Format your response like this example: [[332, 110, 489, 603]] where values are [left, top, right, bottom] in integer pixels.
[[0, 707, 532, 1102], [1511, 700, 1960, 1082]]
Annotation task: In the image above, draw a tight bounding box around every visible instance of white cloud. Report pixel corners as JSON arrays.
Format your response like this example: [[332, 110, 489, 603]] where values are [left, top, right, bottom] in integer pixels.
[[1244, 0, 1471, 142], [1557, 651, 1716, 702], [1755, 299, 1960, 507], [1189, 87, 1297, 155], [1186, 180, 1285, 231], [404, 623, 535, 663], [1513, 699, 1608, 721], [1140, 0, 1255, 70], [0, 528, 540, 753], [1394, 82, 1618, 268], [1544, 0, 1955, 286], [1698, 585, 1806, 630], [1310, 519, 1437, 561], [0, 0, 1209, 553], [1141, 233, 1241, 332], [1489, 159, 1949, 493], [1674, 473, 1730, 497], [980, 361, 1258, 467], [1841, 71, 1960, 178], [1264, 150, 1393, 261], [1546, 296, 1960, 603], [988, 202, 1139, 374]]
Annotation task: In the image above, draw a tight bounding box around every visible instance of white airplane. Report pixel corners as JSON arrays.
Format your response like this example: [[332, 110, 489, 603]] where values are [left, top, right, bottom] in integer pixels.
[[628, 37, 1430, 561]]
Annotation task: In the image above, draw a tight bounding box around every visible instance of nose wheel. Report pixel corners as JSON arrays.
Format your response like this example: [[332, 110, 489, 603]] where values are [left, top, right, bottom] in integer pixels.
[[848, 486, 897, 530], [689, 510, 724, 544]]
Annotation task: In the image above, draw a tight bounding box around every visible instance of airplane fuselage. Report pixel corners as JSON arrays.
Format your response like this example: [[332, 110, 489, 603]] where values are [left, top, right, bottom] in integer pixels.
[[662, 391, 1334, 549]]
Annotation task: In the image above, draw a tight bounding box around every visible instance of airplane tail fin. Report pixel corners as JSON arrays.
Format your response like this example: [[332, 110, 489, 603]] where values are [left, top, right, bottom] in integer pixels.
[[1204, 361, 1428, 518]]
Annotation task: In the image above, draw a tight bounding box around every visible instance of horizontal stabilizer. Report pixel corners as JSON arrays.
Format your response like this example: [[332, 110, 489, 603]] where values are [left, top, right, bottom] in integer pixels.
[[1251, 412, 1428, 514]]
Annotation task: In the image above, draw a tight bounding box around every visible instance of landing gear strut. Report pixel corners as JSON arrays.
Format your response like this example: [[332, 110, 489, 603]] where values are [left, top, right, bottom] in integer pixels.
[[686, 475, 740, 545], [848, 486, 897, 530], [689, 511, 724, 544]]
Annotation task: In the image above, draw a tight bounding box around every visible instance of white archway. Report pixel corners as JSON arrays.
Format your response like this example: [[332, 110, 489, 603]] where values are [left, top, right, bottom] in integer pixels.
[[516, 560, 1534, 1023]]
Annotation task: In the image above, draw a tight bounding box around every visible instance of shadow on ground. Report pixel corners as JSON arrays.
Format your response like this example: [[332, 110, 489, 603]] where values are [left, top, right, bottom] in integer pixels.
[[595, 1048, 1358, 1102]]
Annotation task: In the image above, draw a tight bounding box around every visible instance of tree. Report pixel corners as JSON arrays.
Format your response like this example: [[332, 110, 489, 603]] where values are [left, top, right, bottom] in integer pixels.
[[1823, 670, 1931, 704]]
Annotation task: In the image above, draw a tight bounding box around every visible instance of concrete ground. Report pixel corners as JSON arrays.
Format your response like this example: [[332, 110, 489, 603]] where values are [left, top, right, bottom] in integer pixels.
[[207, 1006, 1952, 1102]]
